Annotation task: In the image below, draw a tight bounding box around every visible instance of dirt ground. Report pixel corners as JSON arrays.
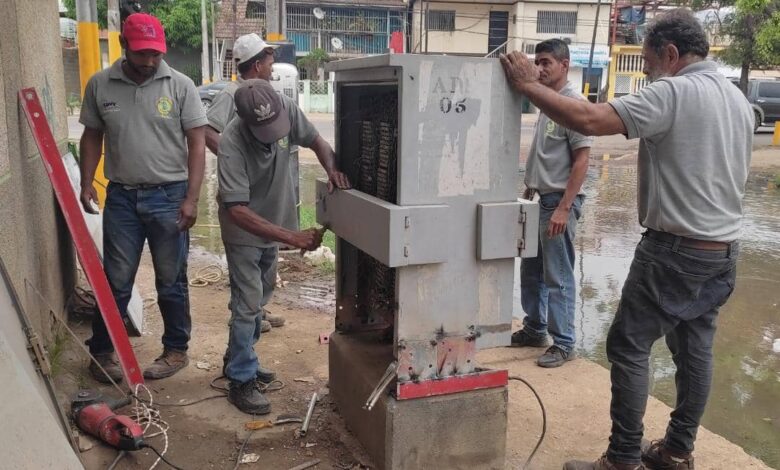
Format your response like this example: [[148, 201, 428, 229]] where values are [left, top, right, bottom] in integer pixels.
[[54, 248, 771, 470]]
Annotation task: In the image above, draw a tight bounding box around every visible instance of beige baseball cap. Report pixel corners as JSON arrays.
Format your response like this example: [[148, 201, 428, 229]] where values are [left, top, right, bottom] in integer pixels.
[[234, 79, 291, 144], [233, 33, 279, 65]]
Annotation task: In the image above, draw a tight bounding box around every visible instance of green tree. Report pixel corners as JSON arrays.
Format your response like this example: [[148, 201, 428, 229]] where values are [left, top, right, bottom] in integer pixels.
[[62, 0, 212, 50], [298, 48, 330, 81], [686, 0, 780, 93]]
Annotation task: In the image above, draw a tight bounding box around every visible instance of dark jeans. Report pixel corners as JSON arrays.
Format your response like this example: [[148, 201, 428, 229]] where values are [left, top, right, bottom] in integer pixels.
[[87, 181, 191, 354], [606, 232, 738, 464]]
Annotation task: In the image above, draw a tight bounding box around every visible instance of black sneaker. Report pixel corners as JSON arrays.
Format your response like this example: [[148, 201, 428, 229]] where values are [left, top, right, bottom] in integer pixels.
[[641, 439, 694, 470], [228, 380, 271, 415], [537, 345, 576, 368], [510, 329, 550, 348]]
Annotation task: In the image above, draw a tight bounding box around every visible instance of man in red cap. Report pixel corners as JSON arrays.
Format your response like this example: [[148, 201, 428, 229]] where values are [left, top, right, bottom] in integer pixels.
[[78, 13, 207, 383]]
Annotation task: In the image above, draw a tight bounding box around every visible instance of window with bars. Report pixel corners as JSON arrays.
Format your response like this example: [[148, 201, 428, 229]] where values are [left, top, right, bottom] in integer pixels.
[[524, 42, 537, 54], [427, 10, 456, 32], [246, 1, 266, 20], [536, 11, 577, 35]]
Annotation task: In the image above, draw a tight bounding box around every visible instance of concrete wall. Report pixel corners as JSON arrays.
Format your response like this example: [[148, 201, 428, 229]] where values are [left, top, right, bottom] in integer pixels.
[[0, 0, 76, 345]]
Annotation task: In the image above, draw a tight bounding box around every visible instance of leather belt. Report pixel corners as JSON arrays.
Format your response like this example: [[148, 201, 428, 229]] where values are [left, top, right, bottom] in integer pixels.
[[644, 229, 732, 251]]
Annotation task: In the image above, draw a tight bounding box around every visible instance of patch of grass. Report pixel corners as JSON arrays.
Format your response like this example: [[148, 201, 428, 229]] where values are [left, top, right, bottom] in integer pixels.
[[299, 204, 335, 252], [47, 324, 69, 377]]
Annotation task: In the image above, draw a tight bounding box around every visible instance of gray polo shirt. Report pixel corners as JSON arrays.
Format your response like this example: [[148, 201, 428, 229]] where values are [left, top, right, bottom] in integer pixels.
[[217, 95, 318, 247], [525, 81, 593, 195], [79, 59, 207, 185], [206, 79, 242, 133], [610, 61, 753, 242]]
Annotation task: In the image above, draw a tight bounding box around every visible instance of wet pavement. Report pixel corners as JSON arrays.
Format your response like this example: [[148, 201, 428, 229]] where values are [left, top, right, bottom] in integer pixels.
[[570, 163, 780, 468]]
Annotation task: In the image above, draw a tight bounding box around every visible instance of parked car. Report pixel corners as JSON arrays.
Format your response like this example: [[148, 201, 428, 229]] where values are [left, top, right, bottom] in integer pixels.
[[197, 80, 230, 110], [731, 79, 780, 132]]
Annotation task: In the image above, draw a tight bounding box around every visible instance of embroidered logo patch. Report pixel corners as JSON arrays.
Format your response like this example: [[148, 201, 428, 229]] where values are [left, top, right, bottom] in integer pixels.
[[544, 120, 556, 137], [277, 136, 289, 149], [156, 96, 173, 117], [102, 101, 120, 112]]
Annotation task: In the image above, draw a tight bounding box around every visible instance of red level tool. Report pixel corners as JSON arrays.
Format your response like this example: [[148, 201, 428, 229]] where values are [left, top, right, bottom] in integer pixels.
[[19, 88, 144, 388]]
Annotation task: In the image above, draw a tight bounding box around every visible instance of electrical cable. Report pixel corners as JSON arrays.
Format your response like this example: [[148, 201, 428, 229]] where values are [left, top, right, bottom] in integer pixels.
[[232, 428, 256, 470], [141, 443, 187, 470], [106, 450, 126, 470], [508, 376, 547, 470]]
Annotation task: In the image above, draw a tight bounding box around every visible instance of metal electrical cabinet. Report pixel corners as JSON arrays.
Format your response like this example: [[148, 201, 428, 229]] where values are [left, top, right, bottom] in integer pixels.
[[317, 54, 538, 469]]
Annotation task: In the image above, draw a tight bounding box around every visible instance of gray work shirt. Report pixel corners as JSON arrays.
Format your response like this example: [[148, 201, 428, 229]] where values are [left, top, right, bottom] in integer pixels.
[[525, 81, 593, 195], [610, 61, 753, 242], [206, 80, 242, 133], [79, 59, 207, 185], [217, 95, 318, 247]]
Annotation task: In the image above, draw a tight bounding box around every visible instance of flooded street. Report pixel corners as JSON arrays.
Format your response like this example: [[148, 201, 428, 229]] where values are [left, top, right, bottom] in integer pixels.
[[571, 163, 780, 468], [193, 155, 780, 468]]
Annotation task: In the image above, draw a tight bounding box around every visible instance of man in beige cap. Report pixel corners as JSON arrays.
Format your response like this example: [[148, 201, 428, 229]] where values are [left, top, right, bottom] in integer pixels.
[[217, 79, 349, 414], [206, 33, 288, 332]]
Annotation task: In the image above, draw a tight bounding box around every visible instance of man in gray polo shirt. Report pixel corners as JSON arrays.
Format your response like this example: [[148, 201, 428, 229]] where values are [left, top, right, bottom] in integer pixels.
[[218, 79, 349, 414], [78, 13, 207, 383], [206, 33, 288, 332], [502, 9, 752, 470], [510, 39, 592, 369]]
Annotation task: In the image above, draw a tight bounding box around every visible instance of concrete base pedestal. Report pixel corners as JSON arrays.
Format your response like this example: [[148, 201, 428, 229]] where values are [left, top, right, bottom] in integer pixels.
[[329, 331, 508, 470]]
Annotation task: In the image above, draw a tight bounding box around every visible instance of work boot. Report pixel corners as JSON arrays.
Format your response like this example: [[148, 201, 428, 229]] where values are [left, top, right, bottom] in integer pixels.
[[261, 319, 272, 333], [537, 345, 576, 368], [264, 313, 285, 328], [564, 454, 645, 470], [256, 366, 276, 384], [89, 352, 123, 384], [641, 440, 695, 469], [510, 329, 550, 348], [143, 348, 189, 380], [228, 380, 271, 415]]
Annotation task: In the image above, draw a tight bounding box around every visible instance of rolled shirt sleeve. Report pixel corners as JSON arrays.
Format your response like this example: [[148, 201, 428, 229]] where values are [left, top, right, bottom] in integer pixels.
[[206, 89, 235, 133], [609, 80, 675, 140]]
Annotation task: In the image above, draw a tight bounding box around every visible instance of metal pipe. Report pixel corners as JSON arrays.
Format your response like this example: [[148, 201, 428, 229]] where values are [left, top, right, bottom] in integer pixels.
[[299, 392, 317, 437], [583, 0, 604, 100], [201, 0, 210, 84]]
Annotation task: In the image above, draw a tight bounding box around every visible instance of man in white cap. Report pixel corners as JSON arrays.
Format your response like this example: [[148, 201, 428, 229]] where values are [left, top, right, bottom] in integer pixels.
[[206, 33, 287, 332], [217, 79, 349, 414]]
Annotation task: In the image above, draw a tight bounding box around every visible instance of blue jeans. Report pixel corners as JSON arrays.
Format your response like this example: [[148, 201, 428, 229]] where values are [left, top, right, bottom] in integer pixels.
[[520, 192, 583, 353], [606, 232, 738, 464], [223, 243, 278, 384], [87, 181, 191, 354]]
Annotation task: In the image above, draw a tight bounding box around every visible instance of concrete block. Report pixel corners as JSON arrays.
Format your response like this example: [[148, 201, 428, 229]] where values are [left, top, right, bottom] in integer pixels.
[[330, 332, 508, 470]]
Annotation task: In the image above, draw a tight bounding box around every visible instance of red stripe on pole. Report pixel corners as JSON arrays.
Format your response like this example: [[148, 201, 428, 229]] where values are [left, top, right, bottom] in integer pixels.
[[19, 88, 144, 389]]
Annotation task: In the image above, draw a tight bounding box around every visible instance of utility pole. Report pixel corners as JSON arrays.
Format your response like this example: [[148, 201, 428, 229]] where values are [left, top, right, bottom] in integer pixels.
[[211, 0, 218, 81], [583, 0, 604, 101], [231, 0, 237, 80], [201, 0, 211, 84], [266, 0, 287, 41], [107, 0, 122, 63], [76, 0, 101, 96]]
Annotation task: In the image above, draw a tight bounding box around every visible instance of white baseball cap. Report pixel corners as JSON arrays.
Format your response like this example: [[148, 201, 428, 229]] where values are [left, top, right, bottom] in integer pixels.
[[233, 33, 279, 65]]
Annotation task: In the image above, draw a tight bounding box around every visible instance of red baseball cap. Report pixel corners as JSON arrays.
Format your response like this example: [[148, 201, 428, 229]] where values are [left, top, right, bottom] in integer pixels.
[[122, 13, 167, 54]]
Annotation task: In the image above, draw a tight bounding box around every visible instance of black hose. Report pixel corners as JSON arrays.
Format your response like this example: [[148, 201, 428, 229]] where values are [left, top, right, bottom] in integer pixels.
[[509, 376, 547, 470]]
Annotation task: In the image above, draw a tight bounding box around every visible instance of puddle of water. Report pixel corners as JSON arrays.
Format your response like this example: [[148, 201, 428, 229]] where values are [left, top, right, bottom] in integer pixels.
[[568, 164, 780, 468]]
